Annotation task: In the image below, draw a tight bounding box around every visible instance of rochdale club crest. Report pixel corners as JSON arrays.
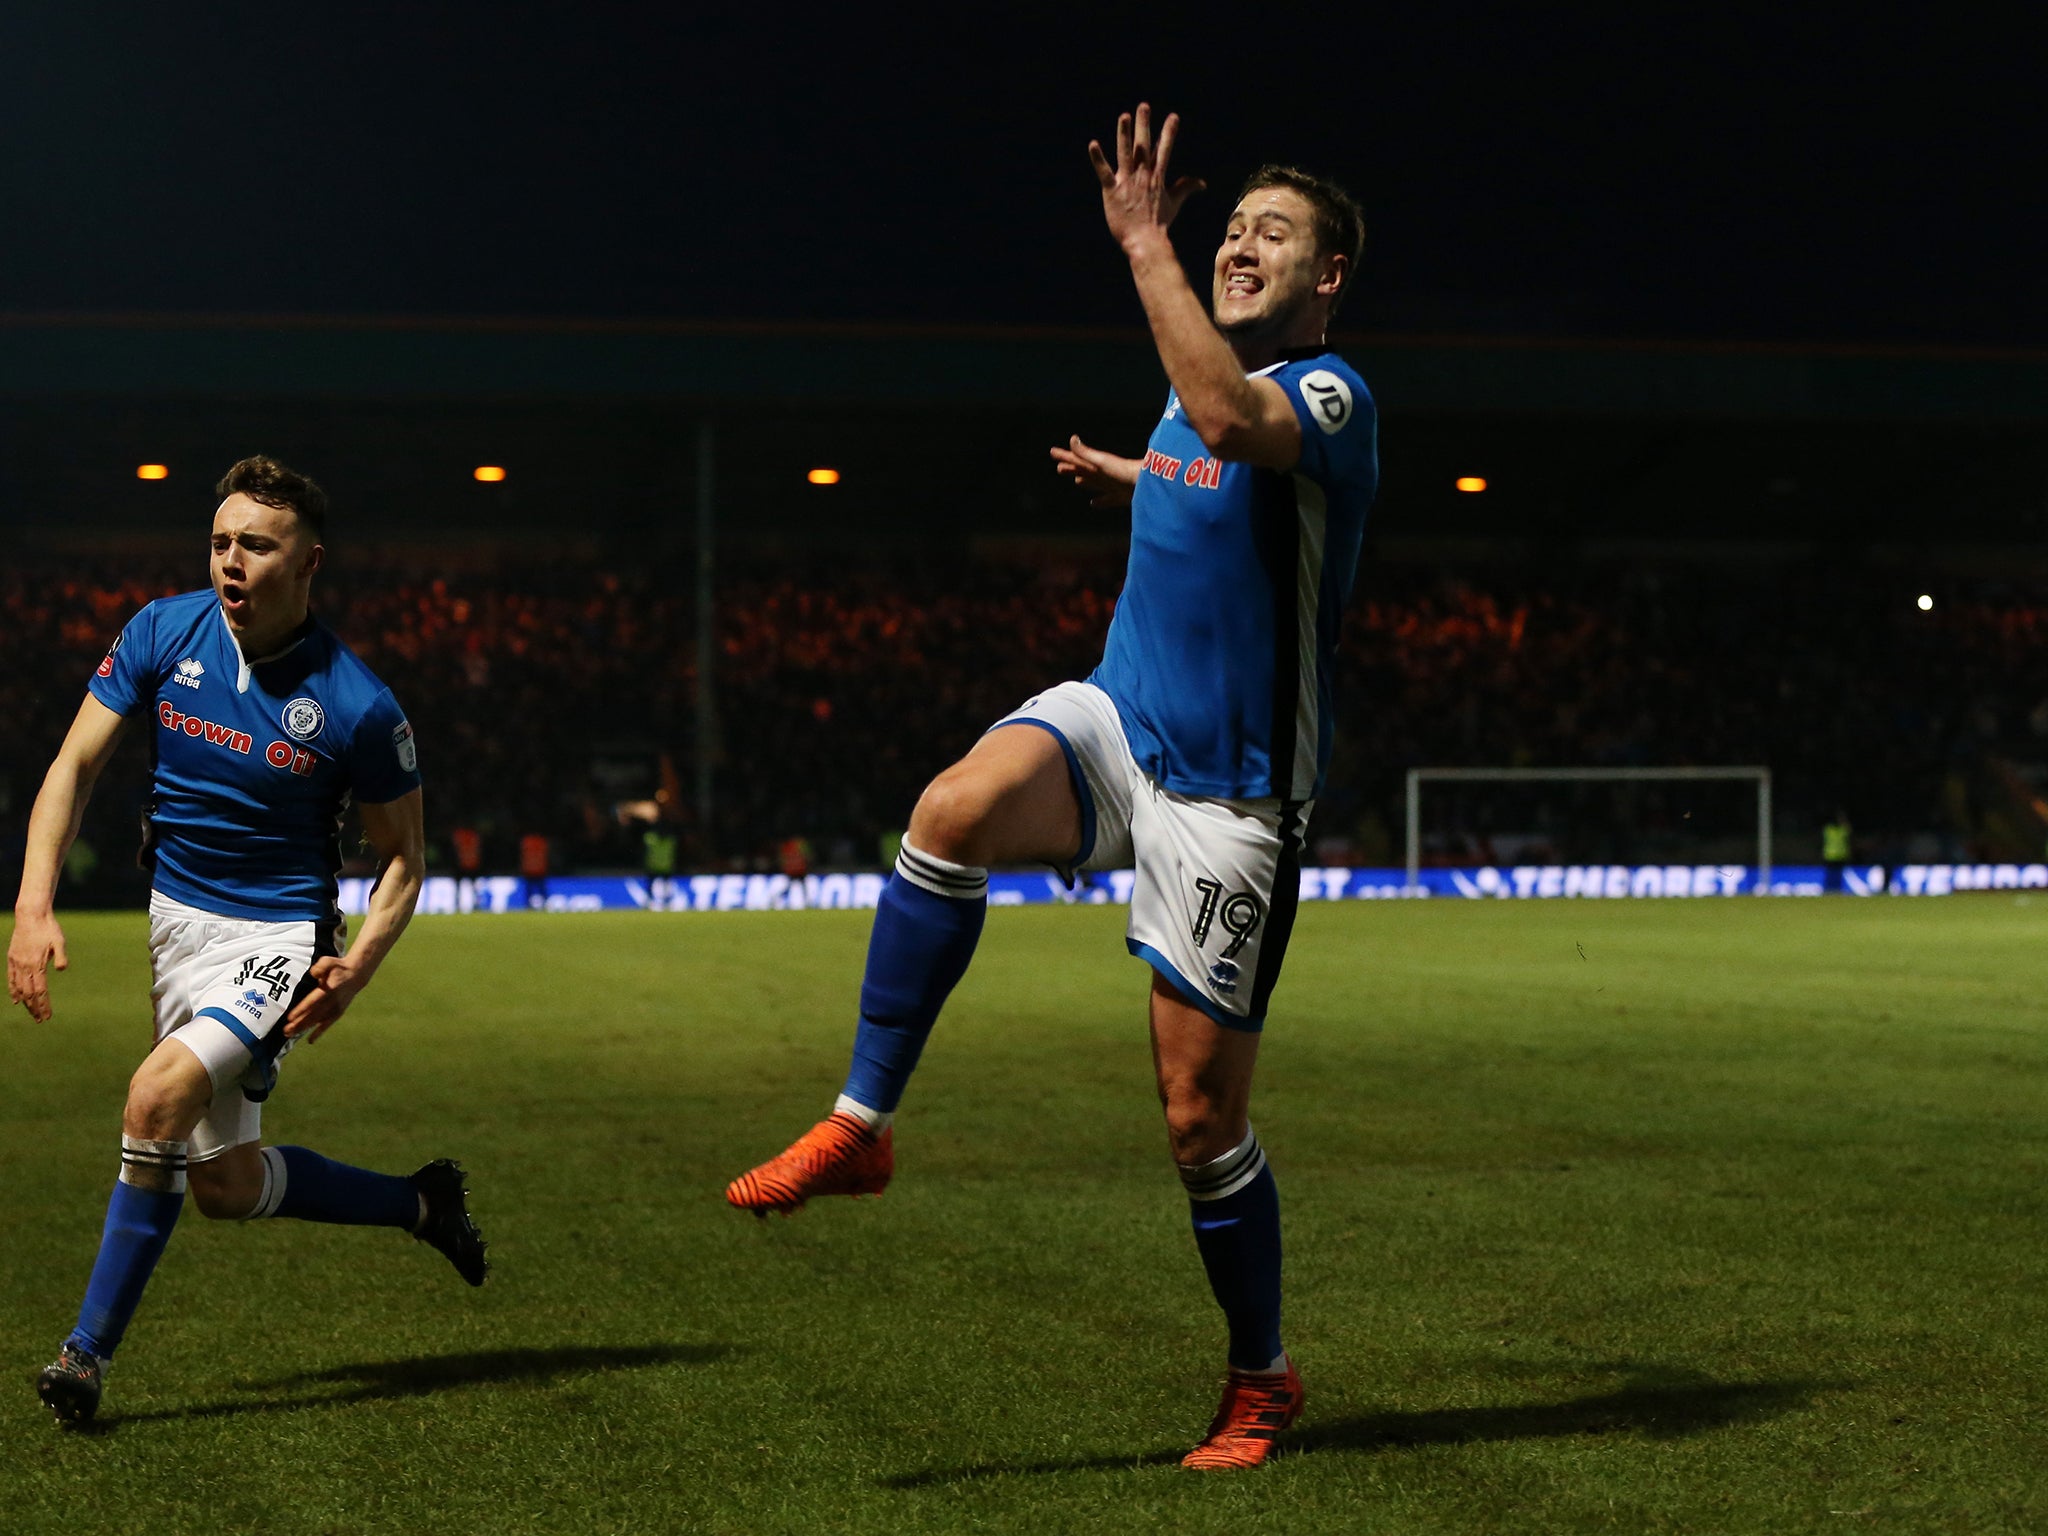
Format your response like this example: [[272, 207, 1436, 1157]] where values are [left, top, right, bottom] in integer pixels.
[[282, 697, 325, 742]]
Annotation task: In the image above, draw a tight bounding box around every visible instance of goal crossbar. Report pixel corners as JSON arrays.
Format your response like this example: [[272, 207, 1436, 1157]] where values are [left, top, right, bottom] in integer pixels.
[[1403, 766, 1773, 893]]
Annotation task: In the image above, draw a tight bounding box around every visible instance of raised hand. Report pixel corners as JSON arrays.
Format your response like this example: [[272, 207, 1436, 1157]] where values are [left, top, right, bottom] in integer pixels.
[[1088, 103, 1205, 253], [1050, 434, 1141, 508]]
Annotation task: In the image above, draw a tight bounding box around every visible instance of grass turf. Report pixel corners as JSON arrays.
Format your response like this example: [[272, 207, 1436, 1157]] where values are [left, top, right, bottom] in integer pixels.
[[2, 897, 2045, 1534]]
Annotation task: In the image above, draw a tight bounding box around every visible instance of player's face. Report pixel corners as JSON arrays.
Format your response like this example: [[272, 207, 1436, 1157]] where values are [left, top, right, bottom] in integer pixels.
[[210, 494, 321, 642], [1212, 187, 1338, 338]]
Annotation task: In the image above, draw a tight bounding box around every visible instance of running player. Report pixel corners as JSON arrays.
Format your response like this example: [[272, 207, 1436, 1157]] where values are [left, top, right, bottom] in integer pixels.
[[727, 106, 1376, 1469], [9, 456, 487, 1427]]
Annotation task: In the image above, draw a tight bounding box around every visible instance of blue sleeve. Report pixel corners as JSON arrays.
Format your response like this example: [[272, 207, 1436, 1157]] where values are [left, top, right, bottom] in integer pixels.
[[86, 603, 161, 717], [1277, 357, 1377, 492], [347, 688, 423, 804]]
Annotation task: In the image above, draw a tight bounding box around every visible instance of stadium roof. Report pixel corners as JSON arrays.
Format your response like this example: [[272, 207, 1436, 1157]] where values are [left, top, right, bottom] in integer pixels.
[[6, 314, 2048, 422]]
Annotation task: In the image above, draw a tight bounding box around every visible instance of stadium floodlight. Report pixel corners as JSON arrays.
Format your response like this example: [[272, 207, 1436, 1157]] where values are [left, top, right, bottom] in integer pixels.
[[1404, 765, 1773, 894], [1455, 476, 1487, 493], [473, 465, 507, 482], [1917, 594, 1934, 611], [807, 467, 842, 485], [136, 464, 169, 480]]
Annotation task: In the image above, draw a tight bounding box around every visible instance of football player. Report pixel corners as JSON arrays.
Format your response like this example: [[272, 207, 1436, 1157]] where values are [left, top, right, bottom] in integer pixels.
[[9, 456, 487, 1426], [728, 107, 1376, 1468]]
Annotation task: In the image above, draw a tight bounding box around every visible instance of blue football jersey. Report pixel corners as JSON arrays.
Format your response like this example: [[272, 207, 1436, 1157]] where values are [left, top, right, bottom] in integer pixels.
[[88, 589, 421, 921], [1089, 347, 1379, 801]]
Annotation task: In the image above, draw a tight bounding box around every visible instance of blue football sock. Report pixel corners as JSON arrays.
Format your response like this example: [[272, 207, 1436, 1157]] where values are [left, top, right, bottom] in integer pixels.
[[1182, 1128, 1285, 1372], [269, 1146, 421, 1229], [841, 844, 988, 1115], [69, 1139, 189, 1359]]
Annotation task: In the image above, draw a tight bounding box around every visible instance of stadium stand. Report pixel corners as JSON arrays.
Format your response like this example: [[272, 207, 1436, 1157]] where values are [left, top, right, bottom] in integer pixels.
[[6, 547, 2046, 903]]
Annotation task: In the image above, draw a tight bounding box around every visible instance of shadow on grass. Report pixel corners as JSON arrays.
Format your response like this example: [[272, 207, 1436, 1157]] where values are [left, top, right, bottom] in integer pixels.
[[1283, 1366, 1827, 1456], [91, 1342, 732, 1430], [879, 1364, 1829, 1487]]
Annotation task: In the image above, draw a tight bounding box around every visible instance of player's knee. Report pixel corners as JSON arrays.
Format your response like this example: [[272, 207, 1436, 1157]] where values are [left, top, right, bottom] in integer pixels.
[[908, 771, 997, 865], [121, 1090, 186, 1143], [122, 1054, 210, 1142], [188, 1164, 259, 1220], [1161, 1092, 1237, 1167], [123, 1074, 193, 1141]]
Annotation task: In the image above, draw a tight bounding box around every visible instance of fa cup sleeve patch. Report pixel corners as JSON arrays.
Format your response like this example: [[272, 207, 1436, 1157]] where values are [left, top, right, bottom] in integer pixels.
[[393, 720, 418, 773]]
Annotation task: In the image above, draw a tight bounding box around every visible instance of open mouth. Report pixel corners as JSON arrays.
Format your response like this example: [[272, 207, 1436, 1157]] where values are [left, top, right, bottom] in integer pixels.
[[221, 583, 249, 614], [1224, 271, 1264, 301]]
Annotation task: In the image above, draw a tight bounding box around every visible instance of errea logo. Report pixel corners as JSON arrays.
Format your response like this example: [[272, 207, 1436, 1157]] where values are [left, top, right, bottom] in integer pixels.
[[173, 658, 205, 689]]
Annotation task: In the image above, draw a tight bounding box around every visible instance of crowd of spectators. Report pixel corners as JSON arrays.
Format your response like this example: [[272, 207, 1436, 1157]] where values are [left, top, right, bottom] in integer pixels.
[[1330, 562, 2048, 867], [5, 543, 2046, 905]]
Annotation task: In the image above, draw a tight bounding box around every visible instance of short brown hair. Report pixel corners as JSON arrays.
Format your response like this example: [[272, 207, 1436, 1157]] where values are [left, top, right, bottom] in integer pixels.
[[215, 455, 328, 540], [1238, 165, 1367, 315]]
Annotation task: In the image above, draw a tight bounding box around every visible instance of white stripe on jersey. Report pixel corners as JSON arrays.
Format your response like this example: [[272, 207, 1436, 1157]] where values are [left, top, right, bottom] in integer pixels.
[[221, 605, 309, 695], [1289, 474, 1329, 802]]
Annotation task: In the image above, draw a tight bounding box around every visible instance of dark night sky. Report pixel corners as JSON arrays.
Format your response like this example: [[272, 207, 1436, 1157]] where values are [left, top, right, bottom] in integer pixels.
[[2, 4, 2041, 347]]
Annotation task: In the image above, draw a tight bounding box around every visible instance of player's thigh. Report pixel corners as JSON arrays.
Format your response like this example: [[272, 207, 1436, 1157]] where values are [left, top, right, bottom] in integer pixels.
[[149, 897, 213, 1042], [150, 904, 320, 1161], [1127, 787, 1310, 1029], [910, 701, 1101, 868], [964, 680, 1140, 874], [140, 902, 222, 1133], [124, 1033, 219, 1141], [910, 728, 1075, 866]]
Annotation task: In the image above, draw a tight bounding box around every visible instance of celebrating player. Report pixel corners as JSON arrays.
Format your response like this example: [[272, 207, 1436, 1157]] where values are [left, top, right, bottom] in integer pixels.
[[727, 107, 1376, 1469], [9, 457, 488, 1427]]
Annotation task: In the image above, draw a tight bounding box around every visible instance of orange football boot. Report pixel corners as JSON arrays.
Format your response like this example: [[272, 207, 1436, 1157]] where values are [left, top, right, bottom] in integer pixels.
[[1181, 1359, 1304, 1469], [725, 1112, 894, 1216]]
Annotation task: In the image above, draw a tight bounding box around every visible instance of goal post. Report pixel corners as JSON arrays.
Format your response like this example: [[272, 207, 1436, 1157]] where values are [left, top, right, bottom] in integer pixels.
[[1403, 766, 1773, 894]]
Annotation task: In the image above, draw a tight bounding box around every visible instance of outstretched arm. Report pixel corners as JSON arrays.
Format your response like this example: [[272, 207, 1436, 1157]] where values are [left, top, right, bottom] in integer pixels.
[[1091, 104, 1302, 471], [1049, 434, 1141, 508], [284, 787, 424, 1042], [9, 695, 130, 1021]]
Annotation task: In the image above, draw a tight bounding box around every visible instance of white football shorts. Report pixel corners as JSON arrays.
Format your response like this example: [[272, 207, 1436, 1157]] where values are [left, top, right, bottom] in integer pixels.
[[147, 892, 343, 1162], [992, 680, 1311, 1031]]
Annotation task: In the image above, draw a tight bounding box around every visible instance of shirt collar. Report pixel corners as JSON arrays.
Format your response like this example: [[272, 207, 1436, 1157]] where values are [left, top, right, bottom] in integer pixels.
[[219, 606, 315, 694]]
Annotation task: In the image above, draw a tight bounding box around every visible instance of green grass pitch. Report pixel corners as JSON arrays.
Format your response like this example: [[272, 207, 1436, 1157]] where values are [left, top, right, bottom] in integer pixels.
[[4, 898, 2045, 1534]]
